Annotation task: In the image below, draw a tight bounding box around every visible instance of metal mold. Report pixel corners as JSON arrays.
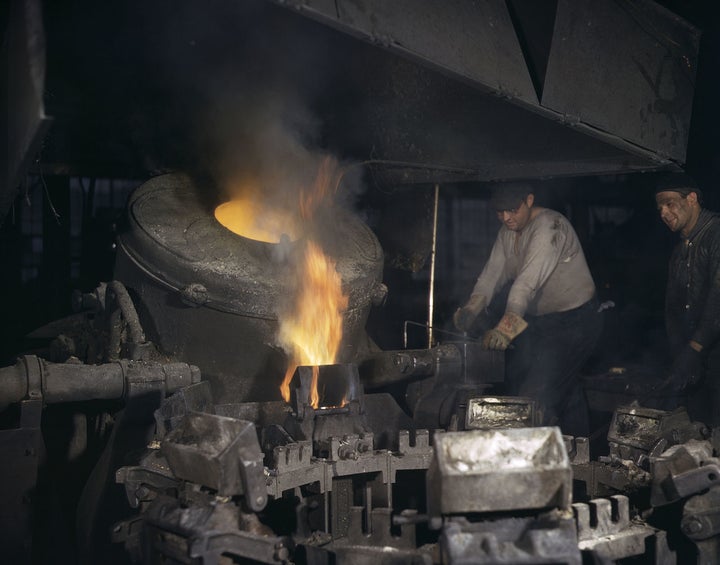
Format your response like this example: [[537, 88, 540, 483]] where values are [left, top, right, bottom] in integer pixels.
[[161, 412, 266, 509], [427, 427, 572, 515]]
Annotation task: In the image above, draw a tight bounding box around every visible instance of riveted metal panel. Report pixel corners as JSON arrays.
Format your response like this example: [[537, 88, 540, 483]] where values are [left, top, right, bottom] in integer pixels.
[[2, 0, 52, 222], [272, 0, 538, 103], [543, 0, 700, 163]]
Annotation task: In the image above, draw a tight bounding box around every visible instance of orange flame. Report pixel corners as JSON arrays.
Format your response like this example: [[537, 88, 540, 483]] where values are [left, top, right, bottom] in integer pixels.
[[279, 156, 348, 408], [279, 240, 348, 407], [212, 156, 347, 409]]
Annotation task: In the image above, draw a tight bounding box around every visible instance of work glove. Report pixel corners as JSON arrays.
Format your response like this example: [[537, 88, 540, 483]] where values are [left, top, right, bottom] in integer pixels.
[[662, 344, 705, 393], [482, 311, 528, 351], [453, 295, 486, 333]]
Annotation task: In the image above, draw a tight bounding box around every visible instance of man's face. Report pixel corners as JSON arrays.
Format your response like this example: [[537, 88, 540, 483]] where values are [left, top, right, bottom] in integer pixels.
[[656, 190, 697, 234], [496, 196, 533, 232]]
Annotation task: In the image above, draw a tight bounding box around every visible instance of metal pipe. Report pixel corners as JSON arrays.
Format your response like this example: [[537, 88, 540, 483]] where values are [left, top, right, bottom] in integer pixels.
[[427, 184, 440, 348], [324, 490, 329, 533], [108, 280, 146, 345], [0, 355, 201, 411], [364, 481, 373, 533], [359, 344, 461, 389]]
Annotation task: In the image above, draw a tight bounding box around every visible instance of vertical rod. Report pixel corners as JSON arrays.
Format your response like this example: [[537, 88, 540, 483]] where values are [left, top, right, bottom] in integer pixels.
[[324, 490, 329, 533], [428, 184, 440, 348], [42, 175, 71, 321], [364, 481, 373, 533]]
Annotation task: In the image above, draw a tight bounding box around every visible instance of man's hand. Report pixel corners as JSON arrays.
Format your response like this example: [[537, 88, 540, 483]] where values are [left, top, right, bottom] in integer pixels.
[[482, 311, 528, 351], [453, 307, 475, 333], [664, 344, 705, 392], [453, 295, 486, 333], [482, 328, 512, 350]]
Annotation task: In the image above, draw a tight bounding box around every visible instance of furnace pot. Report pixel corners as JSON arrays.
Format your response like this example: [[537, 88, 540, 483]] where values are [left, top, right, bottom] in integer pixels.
[[114, 173, 384, 403]]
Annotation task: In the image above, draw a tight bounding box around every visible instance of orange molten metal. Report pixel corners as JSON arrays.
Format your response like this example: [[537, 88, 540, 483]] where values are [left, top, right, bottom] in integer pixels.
[[214, 198, 299, 243]]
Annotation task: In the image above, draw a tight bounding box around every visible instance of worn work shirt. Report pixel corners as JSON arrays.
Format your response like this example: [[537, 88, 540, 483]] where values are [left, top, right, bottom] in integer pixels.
[[666, 209, 720, 355], [470, 208, 596, 317]]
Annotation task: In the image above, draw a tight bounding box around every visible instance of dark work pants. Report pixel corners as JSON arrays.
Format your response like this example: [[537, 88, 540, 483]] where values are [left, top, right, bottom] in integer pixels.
[[504, 298, 603, 437], [684, 347, 720, 428]]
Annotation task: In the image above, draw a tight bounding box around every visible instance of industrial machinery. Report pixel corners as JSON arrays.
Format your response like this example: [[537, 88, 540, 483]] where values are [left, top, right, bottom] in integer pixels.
[[1, 173, 720, 564], [3, 0, 714, 563]]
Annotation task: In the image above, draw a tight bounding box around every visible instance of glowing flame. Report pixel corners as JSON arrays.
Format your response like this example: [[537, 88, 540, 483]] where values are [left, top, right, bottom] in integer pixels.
[[278, 156, 347, 408], [279, 240, 348, 407], [213, 156, 347, 409]]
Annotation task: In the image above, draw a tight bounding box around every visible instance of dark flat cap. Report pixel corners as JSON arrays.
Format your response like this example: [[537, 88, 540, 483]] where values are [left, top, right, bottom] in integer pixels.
[[490, 182, 533, 211], [654, 172, 703, 201]]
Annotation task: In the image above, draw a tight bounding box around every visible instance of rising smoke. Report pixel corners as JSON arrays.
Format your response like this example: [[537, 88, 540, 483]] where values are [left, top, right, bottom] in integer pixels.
[[153, 1, 365, 368]]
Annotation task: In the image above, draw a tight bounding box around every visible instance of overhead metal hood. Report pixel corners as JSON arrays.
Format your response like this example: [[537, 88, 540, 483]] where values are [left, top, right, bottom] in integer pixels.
[[264, 0, 700, 183], [3, 0, 701, 220]]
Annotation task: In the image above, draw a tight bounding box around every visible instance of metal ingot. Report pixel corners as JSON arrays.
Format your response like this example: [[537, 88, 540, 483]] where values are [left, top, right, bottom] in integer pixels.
[[427, 427, 571, 516], [465, 396, 538, 429]]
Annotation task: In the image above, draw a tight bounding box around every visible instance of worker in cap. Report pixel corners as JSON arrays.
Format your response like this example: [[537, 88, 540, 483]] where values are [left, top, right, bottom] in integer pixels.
[[453, 182, 602, 436], [656, 171, 720, 427]]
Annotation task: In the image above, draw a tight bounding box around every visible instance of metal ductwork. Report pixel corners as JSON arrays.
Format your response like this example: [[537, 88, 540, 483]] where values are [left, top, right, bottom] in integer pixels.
[[264, 0, 700, 182], [2, 0, 702, 220]]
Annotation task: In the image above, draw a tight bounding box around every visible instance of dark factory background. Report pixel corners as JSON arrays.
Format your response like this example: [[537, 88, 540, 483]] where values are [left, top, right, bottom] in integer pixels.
[[3, 1, 720, 563], [3, 0, 718, 376]]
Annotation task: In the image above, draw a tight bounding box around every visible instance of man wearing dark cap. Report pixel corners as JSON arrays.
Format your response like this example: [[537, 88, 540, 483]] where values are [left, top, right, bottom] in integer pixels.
[[656, 172, 720, 426], [454, 182, 602, 436]]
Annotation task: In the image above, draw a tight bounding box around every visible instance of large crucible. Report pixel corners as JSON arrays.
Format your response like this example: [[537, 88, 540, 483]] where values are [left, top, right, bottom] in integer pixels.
[[114, 172, 385, 403]]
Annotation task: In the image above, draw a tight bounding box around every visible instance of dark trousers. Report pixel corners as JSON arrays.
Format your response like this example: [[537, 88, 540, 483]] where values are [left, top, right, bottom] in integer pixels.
[[504, 298, 603, 437], [683, 347, 720, 428]]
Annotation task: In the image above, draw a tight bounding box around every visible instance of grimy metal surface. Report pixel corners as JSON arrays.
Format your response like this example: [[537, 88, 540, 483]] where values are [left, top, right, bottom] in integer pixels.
[[161, 412, 267, 507], [117, 173, 384, 319], [276, 0, 539, 104], [441, 512, 582, 564], [0, 399, 44, 565], [114, 173, 385, 403], [2, 0, 52, 222], [8, 0, 700, 209], [543, 0, 700, 163], [268, 0, 699, 177], [427, 427, 572, 515], [0, 355, 201, 409]]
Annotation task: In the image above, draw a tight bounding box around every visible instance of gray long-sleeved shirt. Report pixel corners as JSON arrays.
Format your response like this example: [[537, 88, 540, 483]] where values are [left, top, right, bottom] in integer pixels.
[[470, 208, 596, 317]]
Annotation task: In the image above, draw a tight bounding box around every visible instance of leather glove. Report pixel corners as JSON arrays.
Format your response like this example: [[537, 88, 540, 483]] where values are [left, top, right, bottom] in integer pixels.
[[482, 311, 528, 351], [453, 295, 486, 333], [663, 344, 705, 392]]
